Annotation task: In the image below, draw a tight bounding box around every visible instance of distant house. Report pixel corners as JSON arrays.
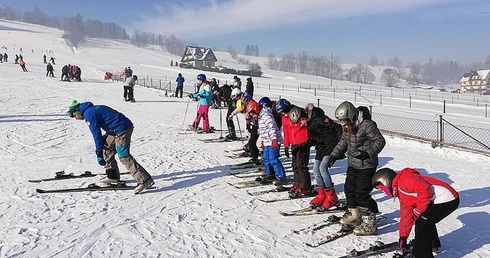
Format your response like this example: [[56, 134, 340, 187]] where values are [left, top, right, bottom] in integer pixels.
[[180, 46, 218, 68], [460, 69, 490, 95]]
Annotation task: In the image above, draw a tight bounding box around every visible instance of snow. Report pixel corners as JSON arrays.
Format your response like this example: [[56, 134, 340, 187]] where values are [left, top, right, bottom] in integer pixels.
[[0, 20, 489, 258]]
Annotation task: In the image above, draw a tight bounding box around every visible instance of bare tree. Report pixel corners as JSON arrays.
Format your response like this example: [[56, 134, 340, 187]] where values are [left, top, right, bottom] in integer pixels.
[[406, 63, 422, 87], [381, 68, 400, 87]]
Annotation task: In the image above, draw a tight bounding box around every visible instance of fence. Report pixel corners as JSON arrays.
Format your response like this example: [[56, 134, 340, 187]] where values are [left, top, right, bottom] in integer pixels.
[[109, 73, 490, 156]]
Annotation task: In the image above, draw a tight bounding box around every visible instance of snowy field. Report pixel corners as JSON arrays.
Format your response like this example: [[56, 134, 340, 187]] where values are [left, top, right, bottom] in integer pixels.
[[0, 20, 489, 258]]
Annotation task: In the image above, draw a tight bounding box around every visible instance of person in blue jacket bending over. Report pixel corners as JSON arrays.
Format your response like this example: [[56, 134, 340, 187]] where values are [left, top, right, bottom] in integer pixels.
[[68, 100, 154, 193]]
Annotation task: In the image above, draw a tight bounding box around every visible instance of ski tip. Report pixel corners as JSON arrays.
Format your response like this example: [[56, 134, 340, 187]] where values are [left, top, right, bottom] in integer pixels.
[[36, 189, 46, 193]]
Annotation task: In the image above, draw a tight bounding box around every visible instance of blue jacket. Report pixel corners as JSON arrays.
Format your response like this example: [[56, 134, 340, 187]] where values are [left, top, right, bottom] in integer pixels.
[[79, 102, 133, 152], [193, 82, 212, 106], [176, 75, 185, 87]]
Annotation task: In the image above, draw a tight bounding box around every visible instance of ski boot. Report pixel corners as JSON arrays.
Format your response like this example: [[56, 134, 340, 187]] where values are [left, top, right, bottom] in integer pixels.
[[340, 207, 361, 226], [353, 207, 377, 236]]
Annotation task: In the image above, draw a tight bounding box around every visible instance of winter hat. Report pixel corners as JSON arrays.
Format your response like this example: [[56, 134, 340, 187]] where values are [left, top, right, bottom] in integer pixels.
[[68, 100, 81, 117]]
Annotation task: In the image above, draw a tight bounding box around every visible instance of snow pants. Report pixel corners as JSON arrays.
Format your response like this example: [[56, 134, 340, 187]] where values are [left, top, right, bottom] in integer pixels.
[[175, 86, 183, 98], [248, 125, 259, 159], [262, 146, 286, 179], [412, 198, 459, 258], [193, 105, 210, 131], [291, 142, 311, 191], [344, 167, 379, 213], [103, 126, 151, 184]]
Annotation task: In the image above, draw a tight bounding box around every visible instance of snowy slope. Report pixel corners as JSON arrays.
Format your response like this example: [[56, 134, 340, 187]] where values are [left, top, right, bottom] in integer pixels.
[[0, 20, 489, 258]]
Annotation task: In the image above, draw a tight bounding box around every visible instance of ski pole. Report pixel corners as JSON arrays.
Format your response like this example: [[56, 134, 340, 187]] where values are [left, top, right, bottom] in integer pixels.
[[219, 107, 223, 139], [182, 97, 191, 129], [236, 116, 244, 142]]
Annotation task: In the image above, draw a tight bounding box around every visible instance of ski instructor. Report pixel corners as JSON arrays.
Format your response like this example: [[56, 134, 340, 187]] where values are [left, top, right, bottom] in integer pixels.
[[67, 100, 154, 193]]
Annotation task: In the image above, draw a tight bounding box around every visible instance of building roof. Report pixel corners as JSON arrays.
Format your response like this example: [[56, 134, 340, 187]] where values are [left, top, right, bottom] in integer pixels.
[[181, 46, 218, 63]]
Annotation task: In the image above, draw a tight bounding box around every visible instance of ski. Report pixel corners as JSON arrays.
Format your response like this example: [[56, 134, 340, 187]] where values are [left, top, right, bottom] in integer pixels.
[[29, 171, 96, 183], [280, 201, 347, 216], [305, 216, 388, 247], [293, 214, 342, 234], [256, 189, 314, 203], [229, 161, 261, 170], [228, 167, 265, 178], [339, 241, 411, 258], [36, 182, 142, 194], [199, 137, 247, 143], [246, 185, 290, 196], [226, 152, 250, 159]]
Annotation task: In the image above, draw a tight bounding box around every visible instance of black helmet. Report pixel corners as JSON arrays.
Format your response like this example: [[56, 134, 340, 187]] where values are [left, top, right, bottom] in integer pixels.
[[335, 101, 358, 121], [289, 106, 302, 124], [372, 168, 397, 188]]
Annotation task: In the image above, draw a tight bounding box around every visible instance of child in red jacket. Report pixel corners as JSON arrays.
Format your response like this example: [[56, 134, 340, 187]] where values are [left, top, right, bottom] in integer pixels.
[[372, 167, 459, 258], [276, 99, 312, 198]]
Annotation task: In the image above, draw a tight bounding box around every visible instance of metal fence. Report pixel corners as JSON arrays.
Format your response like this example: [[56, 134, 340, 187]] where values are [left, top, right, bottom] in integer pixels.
[[110, 73, 490, 155]]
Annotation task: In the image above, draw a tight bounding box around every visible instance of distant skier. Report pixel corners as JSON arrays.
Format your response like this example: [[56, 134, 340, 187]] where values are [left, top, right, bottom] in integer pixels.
[[43, 54, 47, 64], [245, 77, 254, 99], [3, 52, 7, 62], [175, 73, 185, 98], [123, 75, 137, 102], [372, 168, 459, 258], [67, 100, 154, 193], [46, 63, 55, 77], [233, 75, 242, 90], [19, 59, 27, 72]]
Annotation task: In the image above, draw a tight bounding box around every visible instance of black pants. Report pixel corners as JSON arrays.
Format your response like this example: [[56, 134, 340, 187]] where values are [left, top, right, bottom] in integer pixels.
[[123, 86, 134, 101], [175, 86, 183, 98], [226, 103, 235, 136], [248, 125, 259, 159], [412, 198, 459, 258], [344, 167, 379, 213], [291, 143, 311, 190]]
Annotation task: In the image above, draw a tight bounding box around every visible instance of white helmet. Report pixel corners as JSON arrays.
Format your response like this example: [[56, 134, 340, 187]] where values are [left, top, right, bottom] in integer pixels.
[[231, 88, 242, 97]]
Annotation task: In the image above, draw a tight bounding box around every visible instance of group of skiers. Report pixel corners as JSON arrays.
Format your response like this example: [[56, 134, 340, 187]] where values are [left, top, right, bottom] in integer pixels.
[[61, 64, 82, 82], [187, 72, 459, 258]]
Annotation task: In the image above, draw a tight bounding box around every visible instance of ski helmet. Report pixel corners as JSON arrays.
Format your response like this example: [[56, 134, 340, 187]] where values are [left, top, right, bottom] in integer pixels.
[[335, 101, 359, 122], [246, 100, 260, 115], [276, 99, 292, 113], [372, 168, 397, 188], [231, 88, 242, 98], [258, 97, 272, 108], [197, 74, 206, 82], [236, 99, 247, 112], [288, 106, 302, 124]]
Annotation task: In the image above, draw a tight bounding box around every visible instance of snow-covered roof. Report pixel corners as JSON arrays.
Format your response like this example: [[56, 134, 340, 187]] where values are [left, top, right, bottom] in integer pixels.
[[181, 46, 218, 63], [477, 69, 490, 80]]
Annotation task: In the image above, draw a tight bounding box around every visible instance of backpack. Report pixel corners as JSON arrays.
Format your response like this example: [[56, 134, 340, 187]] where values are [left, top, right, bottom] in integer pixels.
[[357, 106, 371, 120]]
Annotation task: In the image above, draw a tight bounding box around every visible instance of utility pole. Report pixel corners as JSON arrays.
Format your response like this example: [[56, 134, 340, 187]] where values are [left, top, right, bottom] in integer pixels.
[[330, 53, 333, 88]]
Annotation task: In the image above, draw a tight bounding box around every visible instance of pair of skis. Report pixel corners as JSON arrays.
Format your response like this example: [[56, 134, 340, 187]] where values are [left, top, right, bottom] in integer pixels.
[[339, 240, 412, 258], [304, 215, 388, 248]]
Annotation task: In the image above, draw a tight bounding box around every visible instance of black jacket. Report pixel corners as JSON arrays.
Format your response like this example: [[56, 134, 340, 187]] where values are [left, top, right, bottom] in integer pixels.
[[307, 107, 342, 159]]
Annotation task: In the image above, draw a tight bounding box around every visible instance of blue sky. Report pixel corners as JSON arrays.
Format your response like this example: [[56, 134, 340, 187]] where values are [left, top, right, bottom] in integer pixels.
[[4, 0, 489, 65]]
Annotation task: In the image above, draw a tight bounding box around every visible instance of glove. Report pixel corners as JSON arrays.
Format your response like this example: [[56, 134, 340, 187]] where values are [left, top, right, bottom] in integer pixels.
[[271, 139, 279, 150], [327, 156, 338, 168], [355, 150, 370, 160], [412, 208, 423, 220], [95, 150, 106, 166], [284, 147, 290, 158], [398, 236, 408, 250]]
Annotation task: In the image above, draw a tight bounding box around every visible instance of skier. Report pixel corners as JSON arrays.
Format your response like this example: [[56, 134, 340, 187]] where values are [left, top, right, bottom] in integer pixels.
[[43, 54, 47, 64], [328, 101, 386, 236], [189, 74, 212, 132], [19, 59, 27, 72], [67, 100, 154, 193], [3, 52, 7, 62], [249, 97, 287, 186], [233, 75, 242, 90], [372, 168, 459, 258], [306, 104, 343, 211], [210, 78, 220, 108], [46, 63, 55, 77], [224, 88, 243, 140], [127, 67, 133, 77], [245, 77, 254, 99], [220, 83, 232, 107], [175, 73, 185, 98], [123, 75, 137, 102], [276, 99, 312, 198]]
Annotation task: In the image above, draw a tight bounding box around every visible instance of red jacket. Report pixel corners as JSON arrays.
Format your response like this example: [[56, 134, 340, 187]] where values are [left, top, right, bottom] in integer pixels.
[[282, 115, 308, 147], [392, 168, 459, 237]]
